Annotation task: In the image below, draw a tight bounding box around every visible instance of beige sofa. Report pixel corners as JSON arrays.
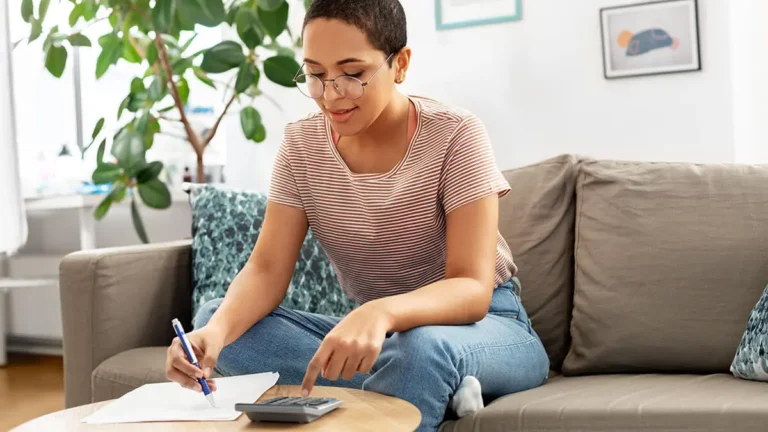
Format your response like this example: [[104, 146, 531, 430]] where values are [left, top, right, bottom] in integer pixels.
[[59, 155, 768, 431]]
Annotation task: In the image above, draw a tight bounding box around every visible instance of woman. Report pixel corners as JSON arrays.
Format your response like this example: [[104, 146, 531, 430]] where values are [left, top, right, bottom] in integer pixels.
[[165, 0, 549, 429]]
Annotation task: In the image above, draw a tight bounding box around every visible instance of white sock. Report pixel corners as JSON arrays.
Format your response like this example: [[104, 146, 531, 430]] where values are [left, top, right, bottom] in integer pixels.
[[450, 376, 484, 417]]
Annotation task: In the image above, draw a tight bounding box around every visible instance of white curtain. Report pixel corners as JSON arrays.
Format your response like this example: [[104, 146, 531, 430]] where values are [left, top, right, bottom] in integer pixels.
[[0, 0, 27, 256]]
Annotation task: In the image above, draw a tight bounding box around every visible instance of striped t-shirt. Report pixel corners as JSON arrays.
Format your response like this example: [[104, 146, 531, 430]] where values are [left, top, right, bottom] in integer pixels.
[[268, 95, 516, 303]]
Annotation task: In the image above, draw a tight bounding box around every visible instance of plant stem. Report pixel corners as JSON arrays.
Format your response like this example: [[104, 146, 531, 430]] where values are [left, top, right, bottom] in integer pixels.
[[154, 34, 206, 181], [202, 93, 237, 148]]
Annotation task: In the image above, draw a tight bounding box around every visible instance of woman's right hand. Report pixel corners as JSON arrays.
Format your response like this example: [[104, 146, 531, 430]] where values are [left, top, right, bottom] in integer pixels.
[[165, 325, 225, 393]]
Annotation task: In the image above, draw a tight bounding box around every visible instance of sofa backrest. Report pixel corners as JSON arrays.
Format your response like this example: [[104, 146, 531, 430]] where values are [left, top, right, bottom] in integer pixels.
[[561, 159, 768, 375], [499, 155, 579, 371]]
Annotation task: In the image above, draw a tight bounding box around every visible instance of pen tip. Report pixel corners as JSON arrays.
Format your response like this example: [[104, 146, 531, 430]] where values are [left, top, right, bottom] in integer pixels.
[[207, 393, 216, 408]]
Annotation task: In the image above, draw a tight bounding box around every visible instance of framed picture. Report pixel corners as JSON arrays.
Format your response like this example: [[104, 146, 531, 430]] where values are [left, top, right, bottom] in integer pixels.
[[600, 0, 701, 79], [435, 0, 522, 31]]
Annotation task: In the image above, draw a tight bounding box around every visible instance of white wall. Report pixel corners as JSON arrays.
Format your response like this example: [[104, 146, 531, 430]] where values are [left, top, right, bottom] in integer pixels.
[[731, 0, 768, 164], [226, 0, 749, 194]]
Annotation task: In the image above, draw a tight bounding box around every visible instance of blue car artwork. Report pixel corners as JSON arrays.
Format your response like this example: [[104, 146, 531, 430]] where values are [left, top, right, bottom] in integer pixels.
[[617, 28, 679, 56]]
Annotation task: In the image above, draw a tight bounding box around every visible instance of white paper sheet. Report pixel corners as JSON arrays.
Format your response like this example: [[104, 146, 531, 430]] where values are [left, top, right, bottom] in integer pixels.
[[81, 372, 279, 424]]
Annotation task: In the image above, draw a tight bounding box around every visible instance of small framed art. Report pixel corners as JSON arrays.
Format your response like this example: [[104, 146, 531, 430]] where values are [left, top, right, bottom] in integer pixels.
[[600, 0, 701, 79], [435, 0, 522, 31]]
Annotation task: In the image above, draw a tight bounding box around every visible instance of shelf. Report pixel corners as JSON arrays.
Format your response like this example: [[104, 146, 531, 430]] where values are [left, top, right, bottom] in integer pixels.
[[25, 191, 190, 212], [0, 278, 58, 290]]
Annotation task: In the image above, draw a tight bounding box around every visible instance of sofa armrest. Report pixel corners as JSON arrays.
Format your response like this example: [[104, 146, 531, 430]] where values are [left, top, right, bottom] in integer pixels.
[[59, 240, 192, 408]]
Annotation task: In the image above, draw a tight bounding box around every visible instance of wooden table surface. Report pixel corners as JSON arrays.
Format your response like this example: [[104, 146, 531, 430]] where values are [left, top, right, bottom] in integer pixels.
[[12, 385, 421, 432]]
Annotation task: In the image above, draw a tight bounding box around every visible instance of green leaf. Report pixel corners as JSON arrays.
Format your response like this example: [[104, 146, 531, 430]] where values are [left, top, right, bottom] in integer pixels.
[[83, 0, 98, 20], [96, 138, 107, 165], [123, 38, 142, 63], [38, 0, 51, 22], [138, 179, 171, 209], [92, 117, 104, 139], [226, 4, 239, 25], [111, 129, 146, 169], [171, 57, 193, 75], [29, 20, 42, 42], [137, 161, 164, 183], [200, 41, 244, 73], [93, 194, 113, 220], [235, 61, 256, 93], [96, 35, 122, 78], [240, 106, 261, 139], [147, 76, 165, 101], [130, 77, 145, 94], [130, 198, 150, 243], [177, 0, 226, 27], [136, 111, 151, 133], [236, 8, 264, 49], [117, 96, 129, 119], [193, 66, 216, 89], [157, 104, 175, 112], [252, 123, 266, 142], [152, 0, 173, 33], [111, 181, 127, 203], [21, 0, 33, 23], [146, 41, 158, 65], [177, 77, 190, 105], [263, 55, 299, 87], [276, 46, 294, 58], [92, 162, 122, 184], [127, 93, 146, 112], [45, 45, 68, 78], [304, 0, 312, 9], [258, 1, 288, 40], [68, 33, 91, 47], [144, 117, 161, 149], [259, 0, 284, 11], [179, 34, 198, 53], [68, 2, 84, 26]]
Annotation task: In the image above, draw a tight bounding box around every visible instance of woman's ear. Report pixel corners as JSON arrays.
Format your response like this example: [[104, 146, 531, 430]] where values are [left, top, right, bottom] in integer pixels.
[[395, 47, 412, 84]]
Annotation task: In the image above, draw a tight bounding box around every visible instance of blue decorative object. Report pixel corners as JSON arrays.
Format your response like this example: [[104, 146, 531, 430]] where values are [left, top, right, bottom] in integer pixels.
[[435, 0, 522, 31], [731, 283, 768, 381], [189, 184, 358, 320]]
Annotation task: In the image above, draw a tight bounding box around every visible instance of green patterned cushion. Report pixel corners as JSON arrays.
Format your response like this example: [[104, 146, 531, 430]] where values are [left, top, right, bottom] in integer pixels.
[[731, 283, 768, 381], [189, 184, 358, 319]]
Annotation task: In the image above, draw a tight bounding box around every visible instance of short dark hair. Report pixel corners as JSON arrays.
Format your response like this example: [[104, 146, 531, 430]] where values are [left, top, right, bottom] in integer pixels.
[[303, 0, 407, 64]]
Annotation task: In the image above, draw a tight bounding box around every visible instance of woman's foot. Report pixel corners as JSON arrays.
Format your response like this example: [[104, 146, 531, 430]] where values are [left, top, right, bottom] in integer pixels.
[[450, 376, 484, 417]]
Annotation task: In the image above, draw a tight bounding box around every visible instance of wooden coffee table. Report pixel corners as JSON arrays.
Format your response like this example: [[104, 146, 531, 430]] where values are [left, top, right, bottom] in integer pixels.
[[12, 385, 422, 431]]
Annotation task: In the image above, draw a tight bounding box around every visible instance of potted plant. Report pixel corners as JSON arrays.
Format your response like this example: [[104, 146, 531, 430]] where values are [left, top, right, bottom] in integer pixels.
[[18, 0, 308, 242]]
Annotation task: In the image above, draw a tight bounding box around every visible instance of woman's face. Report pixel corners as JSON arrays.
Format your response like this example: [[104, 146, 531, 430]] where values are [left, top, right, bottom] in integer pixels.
[[302, 18, 400, 136]]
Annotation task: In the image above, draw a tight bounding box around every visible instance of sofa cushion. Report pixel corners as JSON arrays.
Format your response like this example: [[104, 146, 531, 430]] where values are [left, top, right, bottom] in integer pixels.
[[564, 160, 768, 375], [92, 346, 227, 402], [189, 184, 358, 320], [499, 155, 578, 371], [731, 282, 768, 380], [440, 373, 768, 432], [91, 347, 169, 402]]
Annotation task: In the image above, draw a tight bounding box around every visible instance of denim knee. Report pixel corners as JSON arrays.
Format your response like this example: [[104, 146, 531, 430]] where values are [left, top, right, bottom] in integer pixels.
[[193, 298, 223, 330]]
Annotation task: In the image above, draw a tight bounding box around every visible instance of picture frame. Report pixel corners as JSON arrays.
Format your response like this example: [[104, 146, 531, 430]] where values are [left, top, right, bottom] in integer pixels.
[[600, 0, 701, 79], [435, 0, 522, 31]]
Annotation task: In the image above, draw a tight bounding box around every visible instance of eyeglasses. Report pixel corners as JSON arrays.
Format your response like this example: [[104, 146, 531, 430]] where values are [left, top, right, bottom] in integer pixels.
[[293, 54, 394, 100]]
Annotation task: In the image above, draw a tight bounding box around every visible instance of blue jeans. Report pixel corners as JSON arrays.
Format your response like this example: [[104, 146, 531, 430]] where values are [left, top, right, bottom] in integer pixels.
[[193, 278, 549, 431]]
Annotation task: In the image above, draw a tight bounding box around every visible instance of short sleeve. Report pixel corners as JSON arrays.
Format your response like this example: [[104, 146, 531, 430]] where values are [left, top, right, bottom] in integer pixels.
[[440, 114, 510, 214], [268, 139, 303, 209]]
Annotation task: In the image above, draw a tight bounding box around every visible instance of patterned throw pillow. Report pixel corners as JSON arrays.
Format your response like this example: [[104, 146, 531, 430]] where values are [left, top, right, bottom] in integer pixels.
[[189, 184, 358, 319], [731, 283, 768, 381]]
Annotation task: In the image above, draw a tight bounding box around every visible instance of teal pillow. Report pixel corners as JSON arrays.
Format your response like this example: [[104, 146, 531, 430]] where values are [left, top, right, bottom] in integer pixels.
[[189, 184, 358, 319], [731, 283, 768, 381]]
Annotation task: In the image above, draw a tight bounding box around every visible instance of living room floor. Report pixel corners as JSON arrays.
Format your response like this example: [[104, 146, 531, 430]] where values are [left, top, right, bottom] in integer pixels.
[[0, 354, 64, 431]]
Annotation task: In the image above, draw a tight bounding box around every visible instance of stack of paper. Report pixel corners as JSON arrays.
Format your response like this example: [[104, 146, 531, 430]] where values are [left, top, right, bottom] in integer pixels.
[[82, 372, 279, 424]]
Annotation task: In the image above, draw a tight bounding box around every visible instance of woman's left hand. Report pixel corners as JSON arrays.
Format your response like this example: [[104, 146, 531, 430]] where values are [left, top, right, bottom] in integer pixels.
[[301, 302, 392, 395]]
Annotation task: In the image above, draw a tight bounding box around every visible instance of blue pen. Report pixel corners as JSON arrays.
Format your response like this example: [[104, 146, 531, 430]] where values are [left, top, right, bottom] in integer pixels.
[[172, 318, 216, 407]]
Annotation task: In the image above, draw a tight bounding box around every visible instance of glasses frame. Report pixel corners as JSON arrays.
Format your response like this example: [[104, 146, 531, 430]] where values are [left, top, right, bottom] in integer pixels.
[[292, 53, 394, 100]]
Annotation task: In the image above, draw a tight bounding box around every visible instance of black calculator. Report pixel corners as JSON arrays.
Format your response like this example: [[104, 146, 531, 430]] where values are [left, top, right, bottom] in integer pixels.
[[235, 396, 343, 423]]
